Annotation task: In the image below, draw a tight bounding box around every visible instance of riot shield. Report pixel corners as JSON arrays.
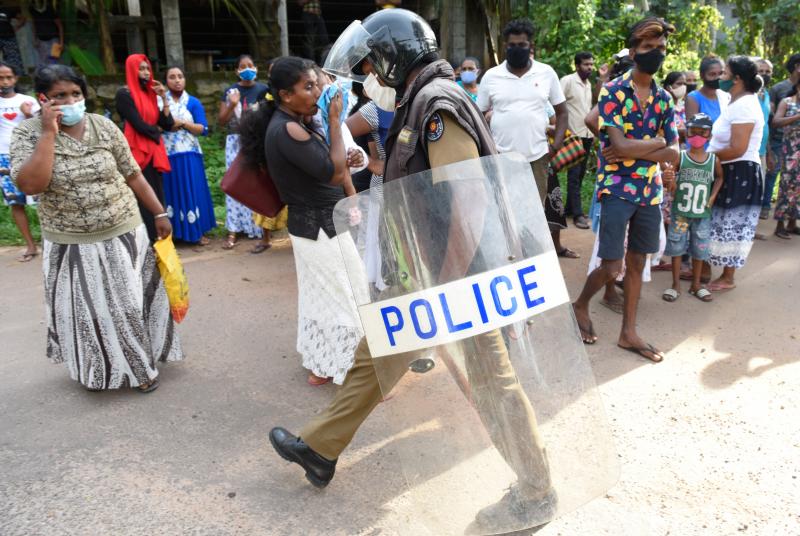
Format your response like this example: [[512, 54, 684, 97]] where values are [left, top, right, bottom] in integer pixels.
[[333, 153, 618, 535]]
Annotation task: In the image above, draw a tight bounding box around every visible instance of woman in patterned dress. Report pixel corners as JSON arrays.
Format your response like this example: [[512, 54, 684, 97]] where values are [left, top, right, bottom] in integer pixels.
[[158, 66, 216, 244], [217, 54, 268, 250], [772, 80, 800, 239], [11, 65, 183, 392]]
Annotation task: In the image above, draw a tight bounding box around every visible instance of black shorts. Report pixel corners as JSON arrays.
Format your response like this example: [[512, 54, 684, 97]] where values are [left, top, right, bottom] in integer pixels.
[[598, 195, 662, 260]]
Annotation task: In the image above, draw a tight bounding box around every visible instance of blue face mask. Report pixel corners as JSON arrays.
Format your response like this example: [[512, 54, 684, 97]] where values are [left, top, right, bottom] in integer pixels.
[[460, 70, 478, 84], [60, 99, 86, 126], [238, 68, 257, 81]]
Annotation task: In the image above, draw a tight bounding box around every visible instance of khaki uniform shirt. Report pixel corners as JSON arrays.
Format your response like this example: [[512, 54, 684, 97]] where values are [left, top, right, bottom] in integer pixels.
[[560, 72, 593, 139]]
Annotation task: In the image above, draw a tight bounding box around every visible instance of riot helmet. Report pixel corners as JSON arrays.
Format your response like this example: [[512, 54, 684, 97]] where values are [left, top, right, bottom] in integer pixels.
[[323, 8, 438, 89]]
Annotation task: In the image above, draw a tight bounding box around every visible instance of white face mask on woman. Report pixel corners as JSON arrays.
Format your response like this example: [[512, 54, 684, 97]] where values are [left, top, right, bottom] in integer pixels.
[[364, 73, 396, 112], [670, 84, 687, 100]]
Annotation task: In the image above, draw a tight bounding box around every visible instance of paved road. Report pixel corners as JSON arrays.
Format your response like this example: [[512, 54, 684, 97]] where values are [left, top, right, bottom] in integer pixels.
[[1, 220, 798, 536]]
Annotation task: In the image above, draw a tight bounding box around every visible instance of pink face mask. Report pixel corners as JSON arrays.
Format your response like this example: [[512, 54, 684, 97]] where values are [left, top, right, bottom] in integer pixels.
[[687, 135, 708, 148]]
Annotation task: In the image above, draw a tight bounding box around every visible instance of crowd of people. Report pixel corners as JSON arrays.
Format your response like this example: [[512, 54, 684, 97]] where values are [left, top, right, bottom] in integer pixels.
[[1, 13, 797, 388], [1, 6, 796, 529]]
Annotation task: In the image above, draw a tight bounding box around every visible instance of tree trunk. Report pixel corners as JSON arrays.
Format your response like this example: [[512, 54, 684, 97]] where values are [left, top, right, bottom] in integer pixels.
[[161, 0, 185, 69], [93, 0, 116, 74]]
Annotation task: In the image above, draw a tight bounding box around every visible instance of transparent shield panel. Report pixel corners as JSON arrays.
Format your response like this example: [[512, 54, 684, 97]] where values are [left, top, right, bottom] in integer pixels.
[[322, 20, 370, 82], [334, 154, 619, 535]]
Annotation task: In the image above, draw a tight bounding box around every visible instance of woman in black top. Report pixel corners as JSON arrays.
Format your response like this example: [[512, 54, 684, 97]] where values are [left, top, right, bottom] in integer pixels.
[[239, 56, 363, 387]]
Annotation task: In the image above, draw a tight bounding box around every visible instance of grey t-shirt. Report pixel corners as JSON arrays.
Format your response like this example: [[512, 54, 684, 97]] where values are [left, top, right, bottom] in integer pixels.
[[769, 79, 794, 143]]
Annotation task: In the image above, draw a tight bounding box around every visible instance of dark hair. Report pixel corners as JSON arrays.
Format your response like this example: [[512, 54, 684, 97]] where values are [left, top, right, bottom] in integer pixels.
[[238, 56, 312, 169], [627, 17, 674, 48], [34, 64, 88, 97], [699, 56, 723, 77], [0, 61, 19, 76], [502, 19, 534, 41], [235, 54, 253, 70], [164, 65, 183, 82], [727, 55, 762, 93], [574, 52, 593, 66], [663, 71, 685, 88], [610, 56, 635, 79], [786, 53, 800, 76], [462, 56, 481, 69], [349, 81, 369, 114]]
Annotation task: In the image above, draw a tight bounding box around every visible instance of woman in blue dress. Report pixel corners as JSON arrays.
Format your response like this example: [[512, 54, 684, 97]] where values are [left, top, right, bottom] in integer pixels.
[[158, 66, 216, 244]]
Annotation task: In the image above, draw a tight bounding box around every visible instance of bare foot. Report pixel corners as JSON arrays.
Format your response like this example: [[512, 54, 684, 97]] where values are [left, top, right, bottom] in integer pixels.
[[618, 333, 664, 363], [572, 303, 597, 344], [708, 277, 736, 292]]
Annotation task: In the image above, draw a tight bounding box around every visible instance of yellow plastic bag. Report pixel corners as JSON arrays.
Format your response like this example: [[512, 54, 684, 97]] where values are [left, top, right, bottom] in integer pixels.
[[153, 235, 189, 323]]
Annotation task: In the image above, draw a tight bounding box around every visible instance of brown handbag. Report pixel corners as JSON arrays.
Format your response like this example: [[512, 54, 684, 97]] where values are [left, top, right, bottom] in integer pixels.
[[220, 153, 285, 218]]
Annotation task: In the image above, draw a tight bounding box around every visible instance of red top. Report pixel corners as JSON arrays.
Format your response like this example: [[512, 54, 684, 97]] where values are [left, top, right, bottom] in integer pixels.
[[123, 54, 170, 173]]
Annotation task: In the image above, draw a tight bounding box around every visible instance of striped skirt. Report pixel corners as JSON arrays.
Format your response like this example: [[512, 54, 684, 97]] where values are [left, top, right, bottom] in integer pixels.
[[43, 225, 184, 390]]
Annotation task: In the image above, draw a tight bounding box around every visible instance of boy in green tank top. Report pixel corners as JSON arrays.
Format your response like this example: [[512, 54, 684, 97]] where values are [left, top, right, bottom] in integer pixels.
[[662, 114, 723, 302]]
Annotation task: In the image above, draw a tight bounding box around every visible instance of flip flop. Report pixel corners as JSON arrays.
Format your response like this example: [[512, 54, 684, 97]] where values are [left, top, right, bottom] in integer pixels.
[[774, 230, 791, 240], [600, 299, 624, 314], [708, 281, 736, 292], [197, 236, 210, 246], [618, 343, 664, 363], [136, 378, 160, 393], [250, 243, 272, 254], [652, 262, 671, 272], [662, 288, 680, 302], [16, 251, 37, 263], [689, 288, 713, 302], [557, 247, 580, 259], [576, 319, 597, 345]]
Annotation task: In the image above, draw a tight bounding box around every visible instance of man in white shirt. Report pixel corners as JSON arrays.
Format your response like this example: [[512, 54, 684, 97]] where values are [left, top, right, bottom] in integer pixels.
[[478, 18, 579, 258], [560, 51, 595, 229]]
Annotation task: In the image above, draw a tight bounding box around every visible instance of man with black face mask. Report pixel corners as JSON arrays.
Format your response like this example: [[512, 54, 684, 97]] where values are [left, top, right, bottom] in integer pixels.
[[477, 19, 578, 258], [572, 17, 680, 363]]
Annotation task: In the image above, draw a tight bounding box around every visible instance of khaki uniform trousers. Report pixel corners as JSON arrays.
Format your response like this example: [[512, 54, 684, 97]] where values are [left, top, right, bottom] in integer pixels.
[[301, 329, 552, 494]]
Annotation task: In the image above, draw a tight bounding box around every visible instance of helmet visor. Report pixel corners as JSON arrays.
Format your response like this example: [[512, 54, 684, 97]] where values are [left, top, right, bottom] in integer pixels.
[[323, 21, 371, 82]]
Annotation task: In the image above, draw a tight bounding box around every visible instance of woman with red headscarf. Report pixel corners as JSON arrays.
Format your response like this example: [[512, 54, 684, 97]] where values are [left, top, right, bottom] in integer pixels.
[[115, 54, 174, 241]]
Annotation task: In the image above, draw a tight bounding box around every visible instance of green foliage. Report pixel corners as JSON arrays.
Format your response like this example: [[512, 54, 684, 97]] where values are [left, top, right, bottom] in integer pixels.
[[515, 0, 727, 79], [0, 206, 40, 246]]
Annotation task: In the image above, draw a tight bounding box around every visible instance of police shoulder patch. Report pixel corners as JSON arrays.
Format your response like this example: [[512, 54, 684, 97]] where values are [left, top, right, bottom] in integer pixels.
[[426, 112, 445, 142]]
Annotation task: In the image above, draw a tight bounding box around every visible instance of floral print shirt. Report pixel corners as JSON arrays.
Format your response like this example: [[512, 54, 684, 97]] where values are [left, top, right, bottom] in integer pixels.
[[157, 91, 208, 156], [10, 114, 141, 242], [596, 69, 678, 206]]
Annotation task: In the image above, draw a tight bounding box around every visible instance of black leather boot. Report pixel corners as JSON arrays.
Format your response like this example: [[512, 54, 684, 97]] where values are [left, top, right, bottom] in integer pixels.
[[269, 427, 337, 488]]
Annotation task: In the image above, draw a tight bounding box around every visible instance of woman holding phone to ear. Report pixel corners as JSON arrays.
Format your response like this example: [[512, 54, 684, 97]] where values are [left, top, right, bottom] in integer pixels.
[[11, 65, 184, 393]]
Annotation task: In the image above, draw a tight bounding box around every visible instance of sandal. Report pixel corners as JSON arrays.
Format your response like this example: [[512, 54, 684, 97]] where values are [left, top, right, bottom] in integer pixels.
[[662, 288, 680, 302], [599, 299, 624, 315], [618, 343, 664, 363], [198, 236, 210, 246], [16, 251, 38, 263], [689, 287, 713, 302], [222, 233, 238, 249], [137, 378, 160, 393], [250, 242, 272, 254], [557, 247, 580, 259], [775, 229, 791, 240]]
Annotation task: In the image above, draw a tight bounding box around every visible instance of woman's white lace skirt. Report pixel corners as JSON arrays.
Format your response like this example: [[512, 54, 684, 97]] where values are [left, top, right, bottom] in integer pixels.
[[290, 230, 365, 384]]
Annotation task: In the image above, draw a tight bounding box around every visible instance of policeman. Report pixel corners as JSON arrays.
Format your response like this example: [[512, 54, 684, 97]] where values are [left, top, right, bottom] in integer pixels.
[[269, 9, 556, 529]]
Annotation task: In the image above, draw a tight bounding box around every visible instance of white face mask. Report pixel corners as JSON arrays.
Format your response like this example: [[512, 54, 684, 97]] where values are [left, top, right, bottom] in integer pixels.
[[671, 85, 687, 100], [364, 73, 396, 112]]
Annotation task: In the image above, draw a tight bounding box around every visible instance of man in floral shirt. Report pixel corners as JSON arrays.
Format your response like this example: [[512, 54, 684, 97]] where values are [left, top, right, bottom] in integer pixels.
[[573, 17, 679, 362]]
